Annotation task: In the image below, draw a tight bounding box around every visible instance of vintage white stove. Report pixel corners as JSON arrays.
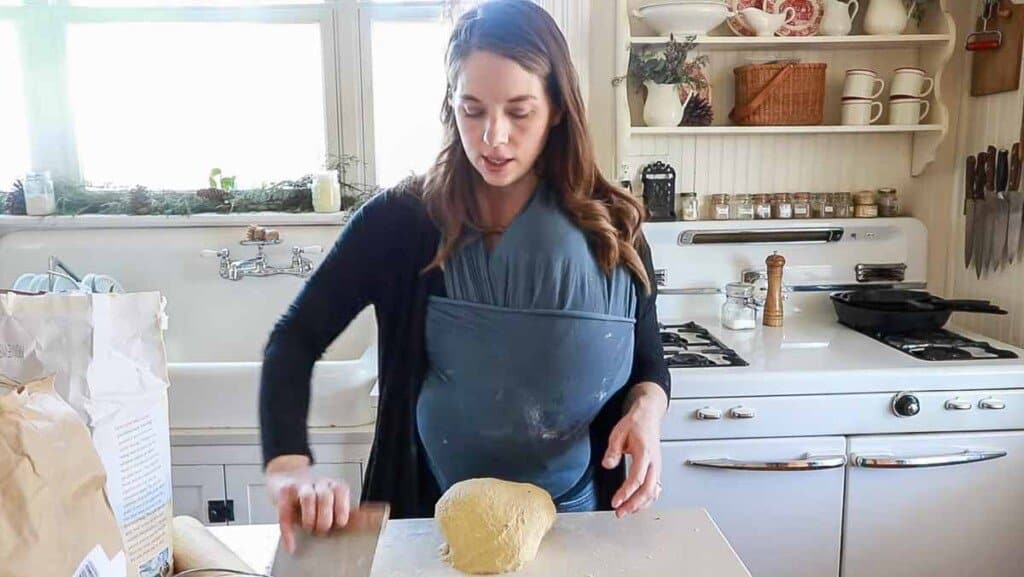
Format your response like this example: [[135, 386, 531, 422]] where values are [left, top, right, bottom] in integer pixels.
[[644, 218, 1024, 577]]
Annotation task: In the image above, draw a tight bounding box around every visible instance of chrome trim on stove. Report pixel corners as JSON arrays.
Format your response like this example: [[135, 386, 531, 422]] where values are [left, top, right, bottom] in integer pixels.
[[678, 227, 844, 246], [852, 450, 1007, 469], [687, 454, 847, 471]]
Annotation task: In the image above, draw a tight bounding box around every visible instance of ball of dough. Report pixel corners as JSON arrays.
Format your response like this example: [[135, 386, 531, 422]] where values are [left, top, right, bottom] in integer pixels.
[[435, 478, 557, 574]]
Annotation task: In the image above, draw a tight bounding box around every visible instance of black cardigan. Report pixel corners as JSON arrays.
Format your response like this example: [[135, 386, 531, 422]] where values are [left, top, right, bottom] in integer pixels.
[[260, 180, 670, 519]]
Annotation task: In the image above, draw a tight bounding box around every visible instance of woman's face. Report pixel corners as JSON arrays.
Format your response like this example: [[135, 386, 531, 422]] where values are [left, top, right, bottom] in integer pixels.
[[451, 50, 559, 189]]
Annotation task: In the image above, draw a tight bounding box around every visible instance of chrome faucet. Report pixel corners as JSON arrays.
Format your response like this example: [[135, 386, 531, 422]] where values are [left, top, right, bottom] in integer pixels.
[[201, 236, 323, 281]]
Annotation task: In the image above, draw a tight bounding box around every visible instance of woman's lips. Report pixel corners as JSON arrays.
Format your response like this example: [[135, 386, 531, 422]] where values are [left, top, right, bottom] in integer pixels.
[[482, 155, 513, 173]]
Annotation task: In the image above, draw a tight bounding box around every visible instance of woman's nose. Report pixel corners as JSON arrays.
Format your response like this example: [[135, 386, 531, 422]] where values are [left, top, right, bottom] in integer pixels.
[[483, 116, 510, 147]]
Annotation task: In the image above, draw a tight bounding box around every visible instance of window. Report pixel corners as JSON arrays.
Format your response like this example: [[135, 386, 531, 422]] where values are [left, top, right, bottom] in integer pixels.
[[2, 0, 585, 197], [67, 22, 326, 189], [0, 21, 30, 187]]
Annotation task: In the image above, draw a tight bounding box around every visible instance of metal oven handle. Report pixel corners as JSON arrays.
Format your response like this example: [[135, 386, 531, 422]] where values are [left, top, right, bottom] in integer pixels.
[[852, 450, 1007, 469], [686, 454, 847, 471]]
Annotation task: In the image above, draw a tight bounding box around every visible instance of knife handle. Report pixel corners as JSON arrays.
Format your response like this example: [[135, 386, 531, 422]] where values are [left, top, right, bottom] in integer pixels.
[[997, 149, 1009, 193], [987, 149, 997, 192], [966, 156, 977, 214], [1012, 143, 1022, 191], [977, 152, 989, 199]]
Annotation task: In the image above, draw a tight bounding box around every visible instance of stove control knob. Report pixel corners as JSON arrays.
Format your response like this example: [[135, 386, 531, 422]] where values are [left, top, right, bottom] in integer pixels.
[[892, 393, 921, 417], [696, 407, 723, 420], [979, 398, 1006, 410], [730, 406, 756, 419], [945, 398, 973, 411]]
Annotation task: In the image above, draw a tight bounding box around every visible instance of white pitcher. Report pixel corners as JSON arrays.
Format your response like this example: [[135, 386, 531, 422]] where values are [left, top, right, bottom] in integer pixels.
[[863, 0, 914, 35], [820, 0, 860, 36], [643, 80, 692, 127]]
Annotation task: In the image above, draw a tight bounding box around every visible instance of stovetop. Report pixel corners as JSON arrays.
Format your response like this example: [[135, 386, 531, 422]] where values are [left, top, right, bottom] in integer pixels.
[[660, 322, 749, 368], [860, 328, 1020, 362]]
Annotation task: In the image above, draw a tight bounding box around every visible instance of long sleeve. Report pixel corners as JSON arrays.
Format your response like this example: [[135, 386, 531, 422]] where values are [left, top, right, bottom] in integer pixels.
[[259, 194, 389, 465], [629, 236, 671, 397]]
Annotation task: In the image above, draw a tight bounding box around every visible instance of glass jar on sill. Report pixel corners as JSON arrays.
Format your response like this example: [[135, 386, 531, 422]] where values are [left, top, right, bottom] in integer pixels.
[[834, 192, 853, 218], [854, 190, 878, 218], [711, 193, 731, 220], [811, 193, 836, 219], [877, 187, 902, 217], [754, 193, 773, 220], [772, 193, 793, 219], [792, 192, 811, 219], [678, 192, 700, 221], [730, 193, 755, 220], [721, 282, 758, 331], [23, 171, 56, 216]]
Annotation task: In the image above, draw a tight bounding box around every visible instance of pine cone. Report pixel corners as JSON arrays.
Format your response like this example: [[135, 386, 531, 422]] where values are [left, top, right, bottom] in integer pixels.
[[682, 94, 714, 127], [127, 186, 152, 215], [3, 180, 27, 215]]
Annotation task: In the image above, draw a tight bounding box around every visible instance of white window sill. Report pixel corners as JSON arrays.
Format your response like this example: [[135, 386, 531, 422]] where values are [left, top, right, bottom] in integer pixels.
[[0, 211, 351, 232]]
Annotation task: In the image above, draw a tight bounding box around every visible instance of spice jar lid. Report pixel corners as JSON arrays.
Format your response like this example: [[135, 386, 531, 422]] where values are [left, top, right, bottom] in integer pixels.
[[854, 190, 876, 204], [725, 282, 754, 298], [712, 193, 730, 202], [680, 192, 697, 197]]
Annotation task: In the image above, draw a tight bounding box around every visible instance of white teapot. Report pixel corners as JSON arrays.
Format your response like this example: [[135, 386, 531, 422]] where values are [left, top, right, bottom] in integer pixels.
[[739, 2, 797, 37]]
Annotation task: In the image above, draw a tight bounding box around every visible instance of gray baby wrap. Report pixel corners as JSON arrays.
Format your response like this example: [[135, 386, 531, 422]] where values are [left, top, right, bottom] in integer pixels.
[[417, 183, 637, 503]]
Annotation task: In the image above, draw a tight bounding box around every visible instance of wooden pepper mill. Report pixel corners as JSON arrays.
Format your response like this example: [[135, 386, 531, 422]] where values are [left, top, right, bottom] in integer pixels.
[[763, 251, 786, 327]]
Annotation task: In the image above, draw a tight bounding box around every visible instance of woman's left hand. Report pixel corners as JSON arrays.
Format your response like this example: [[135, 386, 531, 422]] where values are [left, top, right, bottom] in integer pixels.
[[602, 382, 668, 518]]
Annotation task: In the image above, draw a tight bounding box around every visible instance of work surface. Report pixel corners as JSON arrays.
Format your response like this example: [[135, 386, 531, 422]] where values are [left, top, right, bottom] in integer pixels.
[[210, 508, 751, 577]]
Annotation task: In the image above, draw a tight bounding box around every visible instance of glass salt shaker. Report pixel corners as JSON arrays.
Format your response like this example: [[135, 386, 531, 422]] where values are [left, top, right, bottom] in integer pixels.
[[721, 282, 758, 331]]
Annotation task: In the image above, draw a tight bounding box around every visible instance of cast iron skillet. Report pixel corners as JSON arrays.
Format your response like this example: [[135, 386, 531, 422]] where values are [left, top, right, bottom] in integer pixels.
[[830, 289, 1008, 333]]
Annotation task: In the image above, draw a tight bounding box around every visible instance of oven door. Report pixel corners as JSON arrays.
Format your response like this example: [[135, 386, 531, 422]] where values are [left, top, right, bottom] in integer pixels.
[[843, 431, 1024, 577], [658, 437, 847, 577]]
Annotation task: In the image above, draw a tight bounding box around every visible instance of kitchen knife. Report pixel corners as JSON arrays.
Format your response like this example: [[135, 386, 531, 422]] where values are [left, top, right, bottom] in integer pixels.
[[979, 148, 997, 277], [994, 149, 1010, 271], [965, 155, 978, 268], [271, 504, 390, 577], [975, 151, 990, 279], [1007, 143, 1023, 266]]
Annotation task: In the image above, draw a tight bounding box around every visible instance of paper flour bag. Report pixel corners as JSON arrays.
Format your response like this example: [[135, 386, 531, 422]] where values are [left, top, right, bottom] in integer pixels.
[[0, 291, 173, 577], [0, 375, 135, 577]]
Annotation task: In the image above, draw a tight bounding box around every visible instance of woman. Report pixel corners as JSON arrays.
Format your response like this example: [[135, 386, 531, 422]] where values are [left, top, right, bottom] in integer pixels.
[[260, 0, 669, 552]]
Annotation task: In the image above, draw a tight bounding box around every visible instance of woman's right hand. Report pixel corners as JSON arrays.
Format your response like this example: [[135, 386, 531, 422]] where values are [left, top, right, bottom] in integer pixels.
[[266, 455, 353, 553]]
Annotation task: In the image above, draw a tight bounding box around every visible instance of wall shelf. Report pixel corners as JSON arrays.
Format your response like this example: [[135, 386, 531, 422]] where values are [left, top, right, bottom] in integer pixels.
[[630, 34, 953, 50], [631, 125, 945, 136]]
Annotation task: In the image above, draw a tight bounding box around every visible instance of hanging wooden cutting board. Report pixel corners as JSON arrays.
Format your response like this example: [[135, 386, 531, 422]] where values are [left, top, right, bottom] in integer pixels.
[[972, 0, 1024, 97]]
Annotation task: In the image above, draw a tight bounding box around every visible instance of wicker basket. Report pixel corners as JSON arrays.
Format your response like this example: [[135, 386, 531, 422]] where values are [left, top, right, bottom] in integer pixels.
[[730, 62, 827, 126]]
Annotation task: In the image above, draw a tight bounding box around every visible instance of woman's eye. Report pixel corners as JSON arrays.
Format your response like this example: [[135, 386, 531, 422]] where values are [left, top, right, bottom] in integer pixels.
[[461, 106, 484, 118], [509, 109, 532, 119]]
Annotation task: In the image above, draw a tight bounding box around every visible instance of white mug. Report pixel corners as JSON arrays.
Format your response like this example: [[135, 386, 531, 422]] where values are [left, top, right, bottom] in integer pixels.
[[843, 69, 885, 100], [890, 67, 934, 98], [889, 97, 930, 125], [841, 98, 884, 125]]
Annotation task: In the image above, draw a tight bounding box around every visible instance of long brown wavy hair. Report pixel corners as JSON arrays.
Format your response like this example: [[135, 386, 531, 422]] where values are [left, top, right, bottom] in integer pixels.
[[421, 0, 650, 292]]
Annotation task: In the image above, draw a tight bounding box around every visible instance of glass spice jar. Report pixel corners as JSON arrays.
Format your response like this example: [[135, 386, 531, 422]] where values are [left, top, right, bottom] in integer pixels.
[[792, 192, 811, 219], [833, 192, 853, 218], [678, 192, 700, 221], [772, 193, 793, 219], [730, 194, 754, 220], [754, 193, 773, 220], [877, 187, 902, 217], [712, 193, 731, 220], [854, 190, 878, 218], [721, 282, 758, 331]]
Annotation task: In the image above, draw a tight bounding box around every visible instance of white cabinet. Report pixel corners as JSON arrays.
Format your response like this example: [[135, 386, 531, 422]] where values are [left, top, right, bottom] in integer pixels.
[[843, 431, 1024, 577], [657, 437, 847, 577], [225, 463, 363, 525], [171, 465, 228, 525]]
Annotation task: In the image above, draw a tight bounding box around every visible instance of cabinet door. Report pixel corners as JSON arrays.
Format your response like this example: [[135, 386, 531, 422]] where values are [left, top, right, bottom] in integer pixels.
[[658, 437, 847, 577], [225, 463, 363, 525], [843, 431, 1024, 577], [171, 465, 226, 525]]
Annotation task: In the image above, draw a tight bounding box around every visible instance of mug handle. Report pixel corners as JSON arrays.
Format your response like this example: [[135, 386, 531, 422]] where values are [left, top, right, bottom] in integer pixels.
[[919, 77, 935, 98], [870, 101, 884, 124], [848, 0, 860, 20], [871, 77, 886, 99], [783, 6, 797, 24], [918, 100, 931, 122]]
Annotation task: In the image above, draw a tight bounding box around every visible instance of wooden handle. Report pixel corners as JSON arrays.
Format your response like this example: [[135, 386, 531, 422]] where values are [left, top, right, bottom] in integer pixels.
[[729, 64, 797, 125], [763, 252, 786, 327]]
